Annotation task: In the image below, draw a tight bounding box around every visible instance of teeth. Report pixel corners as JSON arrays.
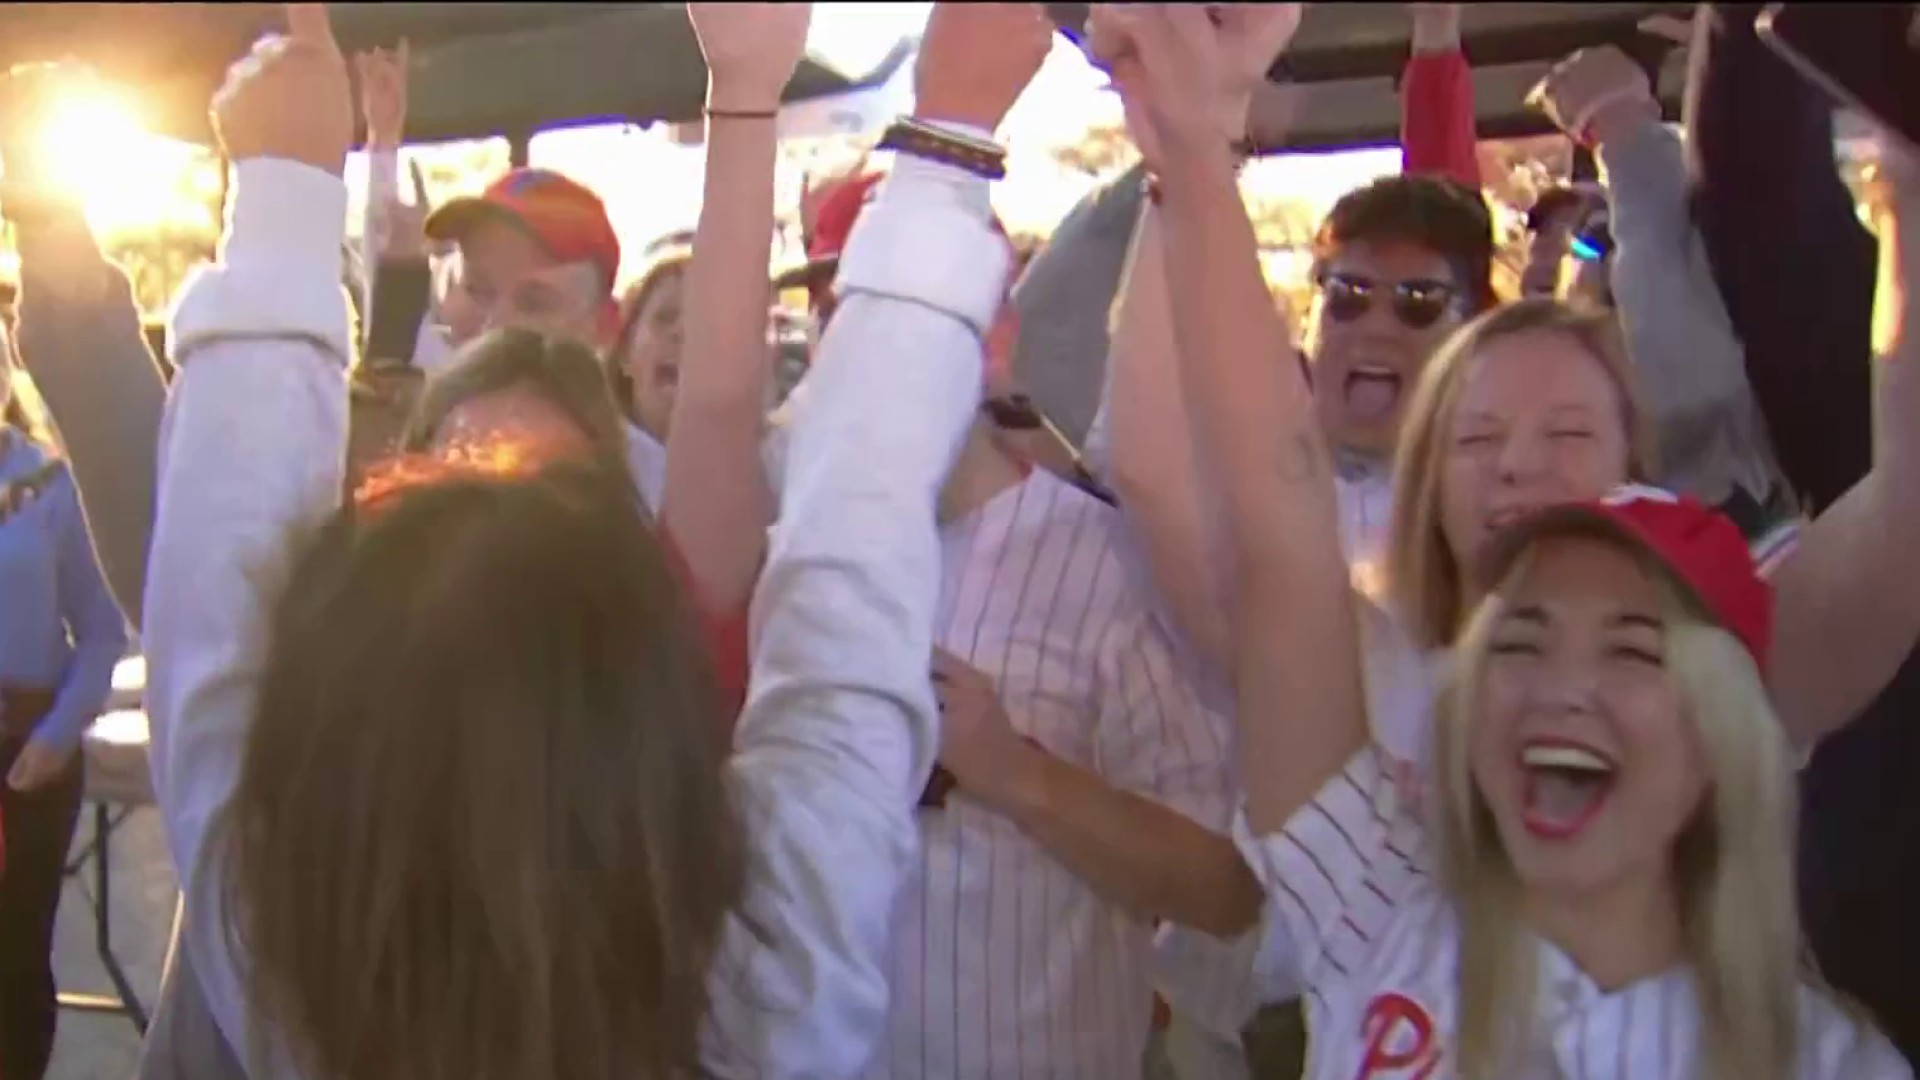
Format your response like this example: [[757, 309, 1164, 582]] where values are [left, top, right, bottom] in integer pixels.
[[1521, 745, 1613, 774], [1354, 365, 1398, 379]]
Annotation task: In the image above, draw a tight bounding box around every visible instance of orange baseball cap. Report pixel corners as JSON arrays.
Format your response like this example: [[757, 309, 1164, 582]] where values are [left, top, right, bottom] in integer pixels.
[[425, 168, 622, 290]]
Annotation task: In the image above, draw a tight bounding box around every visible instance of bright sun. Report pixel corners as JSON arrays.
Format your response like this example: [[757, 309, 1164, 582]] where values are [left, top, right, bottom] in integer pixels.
[[29, 87, 213, 238]]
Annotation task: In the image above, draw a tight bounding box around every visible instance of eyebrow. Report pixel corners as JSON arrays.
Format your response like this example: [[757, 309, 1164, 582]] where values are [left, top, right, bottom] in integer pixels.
[[1610, 613, 1664, 632]]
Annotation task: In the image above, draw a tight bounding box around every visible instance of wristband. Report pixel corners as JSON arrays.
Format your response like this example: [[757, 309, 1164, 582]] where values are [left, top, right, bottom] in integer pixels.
[[877, 116, 1008, 181], [705, 107, 778, 121]]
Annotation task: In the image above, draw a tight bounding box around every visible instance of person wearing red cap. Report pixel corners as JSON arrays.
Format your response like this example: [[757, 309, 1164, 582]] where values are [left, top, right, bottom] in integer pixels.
[[1101, 13, 1908, 1070], [422, 167, 623, 352]]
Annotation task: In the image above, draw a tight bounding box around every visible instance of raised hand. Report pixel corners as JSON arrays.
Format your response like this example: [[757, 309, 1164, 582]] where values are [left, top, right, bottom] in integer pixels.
[[689, 3, 813, 114], [212, 3, 353, 175], [1527, 45, 1658, 149], [1089, 5, 1234, 175], [913, 2, 1053, 132], [1212, 3, 1304, 139], [356, 39, 410, 150]]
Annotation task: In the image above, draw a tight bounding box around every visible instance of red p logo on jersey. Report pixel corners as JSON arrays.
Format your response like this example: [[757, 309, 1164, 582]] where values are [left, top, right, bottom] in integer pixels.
[[1355, 992, 1440, 1079]]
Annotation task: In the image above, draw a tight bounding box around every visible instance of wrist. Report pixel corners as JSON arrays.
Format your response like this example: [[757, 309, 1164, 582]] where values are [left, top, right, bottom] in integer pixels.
[[706, 83, 782, 117], [1585, 96, 1661, 150], [968, 737, 1057, 820], [1411, 6, 1463, 53]]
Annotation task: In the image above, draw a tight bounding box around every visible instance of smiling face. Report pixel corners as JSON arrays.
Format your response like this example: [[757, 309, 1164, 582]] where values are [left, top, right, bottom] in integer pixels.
[[1304, 239, 1468, 460], [1470, 536, 1708, 897], [451, 218, 607, 351], [1438, 328, 1634, 572]]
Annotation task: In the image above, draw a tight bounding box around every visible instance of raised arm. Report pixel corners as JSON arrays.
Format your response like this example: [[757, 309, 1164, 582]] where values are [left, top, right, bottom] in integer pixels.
[[659, 3, 806, 616], [1098, 205, 1234, 672], [1092, 12, 1306, 677], [143, 8, 357, 1065], [1096, 4, 1364, 836], [698, 7, 1049, 1072], [11, 199, 168, 624], [1535, 45, 1785, 510], [1767, 147, 1920, 746], [1402, 3, 1480, 187]]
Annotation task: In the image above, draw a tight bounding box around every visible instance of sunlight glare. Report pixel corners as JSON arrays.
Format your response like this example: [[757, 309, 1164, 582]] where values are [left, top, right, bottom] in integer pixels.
[[32, 87, 207, 237]]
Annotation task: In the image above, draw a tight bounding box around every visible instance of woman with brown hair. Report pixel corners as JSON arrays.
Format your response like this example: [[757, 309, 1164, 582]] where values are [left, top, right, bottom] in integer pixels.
[[137, 4, 1044, 1079]]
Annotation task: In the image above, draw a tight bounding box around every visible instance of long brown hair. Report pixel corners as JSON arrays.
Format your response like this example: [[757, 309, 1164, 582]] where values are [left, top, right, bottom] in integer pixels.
[[1386, 300, 1656, 648], [222, 456, 743, 1080]]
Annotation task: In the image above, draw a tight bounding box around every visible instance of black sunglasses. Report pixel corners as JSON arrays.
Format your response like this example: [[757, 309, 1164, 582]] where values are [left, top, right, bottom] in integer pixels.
[[1316, 272, 1459, 330]]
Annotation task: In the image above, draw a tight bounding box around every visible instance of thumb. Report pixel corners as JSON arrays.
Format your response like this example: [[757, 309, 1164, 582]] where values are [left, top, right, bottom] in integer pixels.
[[7, 752, 30, 792], [285, 3, 338, 49]]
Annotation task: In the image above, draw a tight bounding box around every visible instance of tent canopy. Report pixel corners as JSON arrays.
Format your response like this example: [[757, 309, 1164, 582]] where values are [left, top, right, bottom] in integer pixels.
[[0, 3, 905, 146], [1047, 2, 1694, 151], [0, 3, 1689, 151]]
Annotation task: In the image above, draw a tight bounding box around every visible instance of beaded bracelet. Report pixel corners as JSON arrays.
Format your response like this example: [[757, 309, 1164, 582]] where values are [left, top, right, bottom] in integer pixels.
[[876, 116, 1008, 181]]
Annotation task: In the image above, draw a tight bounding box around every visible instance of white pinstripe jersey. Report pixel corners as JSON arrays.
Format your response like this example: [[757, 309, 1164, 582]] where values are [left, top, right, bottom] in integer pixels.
[[861, 467, 1238, 1079], [1230, 744, 1911, 1080], [1152, 515, 1816, 1044]]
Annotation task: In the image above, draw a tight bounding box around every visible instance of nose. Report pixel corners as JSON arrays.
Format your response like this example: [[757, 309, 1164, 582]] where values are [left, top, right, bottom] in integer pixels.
[[1531, 652, 1601, 716], [1493, 426, 1551, 487]]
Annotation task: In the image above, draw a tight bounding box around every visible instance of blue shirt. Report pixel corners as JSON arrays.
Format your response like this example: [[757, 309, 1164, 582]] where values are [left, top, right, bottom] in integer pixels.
[[0, 427, 128, 750]]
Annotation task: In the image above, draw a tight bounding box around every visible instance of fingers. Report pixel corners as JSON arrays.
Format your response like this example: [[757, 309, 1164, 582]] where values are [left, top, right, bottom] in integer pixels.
[[409, 157, 430, 204], [6, 753, 30, 793], [285, 3, 337, 48]]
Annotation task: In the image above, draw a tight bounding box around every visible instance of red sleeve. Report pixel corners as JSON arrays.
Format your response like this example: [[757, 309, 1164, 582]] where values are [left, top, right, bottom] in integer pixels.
[[1400, 47, 1480, 189], [658, 527, 751, 723]]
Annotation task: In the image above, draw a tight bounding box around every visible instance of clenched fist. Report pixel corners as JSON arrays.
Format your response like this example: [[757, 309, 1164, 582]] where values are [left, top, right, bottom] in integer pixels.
[[212, 3, 353, 176], [1528, 46, 1658, 150]]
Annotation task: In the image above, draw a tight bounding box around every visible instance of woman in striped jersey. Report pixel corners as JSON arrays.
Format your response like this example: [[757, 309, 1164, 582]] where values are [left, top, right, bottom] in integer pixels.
[[1096, 5, 1913, 1075]]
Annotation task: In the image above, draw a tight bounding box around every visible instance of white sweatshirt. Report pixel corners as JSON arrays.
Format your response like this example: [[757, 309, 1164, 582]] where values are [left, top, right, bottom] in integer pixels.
[[144, 151, 1009, 1078]]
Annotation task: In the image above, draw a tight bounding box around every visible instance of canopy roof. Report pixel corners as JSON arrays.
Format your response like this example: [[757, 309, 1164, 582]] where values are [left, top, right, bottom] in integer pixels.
[[0, 3, 906, 146], [1047, 2, 1694, 151], [1, 3, 1688, 151]]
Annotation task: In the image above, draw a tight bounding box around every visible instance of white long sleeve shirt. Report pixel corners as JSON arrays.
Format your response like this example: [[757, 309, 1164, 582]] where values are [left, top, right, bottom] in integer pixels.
[[146, 153, 1010, 1078]]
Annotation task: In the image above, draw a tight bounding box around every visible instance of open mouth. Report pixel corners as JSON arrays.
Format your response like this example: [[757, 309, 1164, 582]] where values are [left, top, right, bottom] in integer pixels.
[[1343, 366, 1402, 424], [1518, 740, 1616, 840]]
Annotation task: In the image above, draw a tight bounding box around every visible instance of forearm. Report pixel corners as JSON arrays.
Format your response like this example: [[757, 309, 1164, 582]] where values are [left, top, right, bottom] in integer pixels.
[[661, 115, 779, 614], [15, 211, 167, 625], [986, 743, 1261, 937], [1107, 205, 1232, 669], [39, 622, 124, 749], [1601, 117, 1776, 502], [1768, 179, 1920, 744], [1401, 6, 1478, 187], [1156, 148, 1365, 835]]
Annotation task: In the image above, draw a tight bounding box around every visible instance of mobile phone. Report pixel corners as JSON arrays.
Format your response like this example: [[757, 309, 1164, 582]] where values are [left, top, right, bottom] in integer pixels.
[[1756, 4, 1920, 155]]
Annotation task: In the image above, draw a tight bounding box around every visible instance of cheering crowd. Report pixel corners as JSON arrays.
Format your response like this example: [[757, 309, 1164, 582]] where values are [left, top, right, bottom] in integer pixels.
[[2, 1, 1919, 1078]]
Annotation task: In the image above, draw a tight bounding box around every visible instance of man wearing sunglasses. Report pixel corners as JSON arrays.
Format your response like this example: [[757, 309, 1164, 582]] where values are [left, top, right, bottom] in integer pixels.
[[1303, 172, 1497, 475]]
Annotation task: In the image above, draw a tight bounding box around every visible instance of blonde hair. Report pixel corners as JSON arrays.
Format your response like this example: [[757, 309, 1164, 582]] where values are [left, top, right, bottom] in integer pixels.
[[1386, 299, 1656, 649], [1433, 544, 1802, 1080]]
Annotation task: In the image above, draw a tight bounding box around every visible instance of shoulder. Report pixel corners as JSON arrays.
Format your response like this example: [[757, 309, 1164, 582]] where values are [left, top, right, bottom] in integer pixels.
[[1794, 985, 1912, 1079]]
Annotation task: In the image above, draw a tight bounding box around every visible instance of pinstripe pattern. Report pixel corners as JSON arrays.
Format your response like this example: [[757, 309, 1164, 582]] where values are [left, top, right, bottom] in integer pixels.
[[860, 468, 1236, 1079], [1227, 745, 1910, 1078]]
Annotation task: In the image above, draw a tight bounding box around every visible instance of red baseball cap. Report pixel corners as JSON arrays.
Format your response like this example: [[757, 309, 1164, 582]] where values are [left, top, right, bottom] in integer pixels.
[[774, 172, 885, 291], [1479, 484, 1773, 671], [424, 168, 622, 291], [773, 171, 1011, 291]]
